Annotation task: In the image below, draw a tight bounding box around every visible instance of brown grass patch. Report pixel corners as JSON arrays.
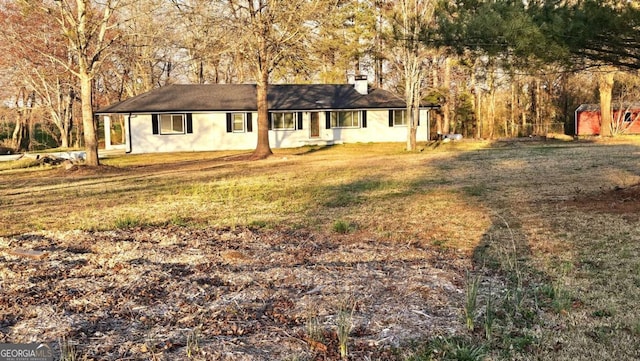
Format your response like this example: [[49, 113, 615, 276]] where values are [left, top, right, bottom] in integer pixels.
[[2, 140, 640, 360], [0, 226, 467, 360]]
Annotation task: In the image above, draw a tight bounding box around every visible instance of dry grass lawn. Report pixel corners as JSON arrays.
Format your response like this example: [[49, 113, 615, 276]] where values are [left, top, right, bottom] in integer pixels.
[[0, 139, 639, 360]]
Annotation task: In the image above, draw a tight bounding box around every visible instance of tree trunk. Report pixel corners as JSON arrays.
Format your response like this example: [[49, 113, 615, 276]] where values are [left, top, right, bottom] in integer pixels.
[[11, 89, 33, 151], [443, 56, 451, 134], [51, 109, 71, 149], [251, 64, 273, 160], [119, 116, 126, 144], [407, 104, 418, 151], [489, 89, 496, 139], [27, 115, 35, 151], [80, 75, 100, 166], [475, 92, 482, 139], [470, 64, 481, 139], [535, 79, 542, 135], [510, 80, 517, 137], [599, 71, 615, 137], [405, 62, 420, 151], [435, 112, 443, 138], [11, 116, 24, 151], [432, 55, 439, 88], [62, 88, 74, 148]]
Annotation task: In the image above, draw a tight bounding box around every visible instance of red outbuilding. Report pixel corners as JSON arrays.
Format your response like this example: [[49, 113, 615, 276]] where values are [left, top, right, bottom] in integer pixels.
[[575, 103, 640, 135]]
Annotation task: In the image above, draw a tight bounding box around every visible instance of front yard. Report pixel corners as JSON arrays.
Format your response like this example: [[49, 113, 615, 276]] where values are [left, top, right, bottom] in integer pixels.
[[1, 140, 639, 360]]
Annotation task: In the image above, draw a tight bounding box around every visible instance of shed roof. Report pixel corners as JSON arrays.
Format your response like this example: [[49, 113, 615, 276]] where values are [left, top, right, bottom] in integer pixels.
[[97, 84, 438, 114], [576, 103, 640, 112]]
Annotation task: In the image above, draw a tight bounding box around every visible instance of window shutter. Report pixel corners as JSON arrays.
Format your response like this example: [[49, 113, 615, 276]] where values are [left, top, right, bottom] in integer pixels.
[[325, 112, 331, 129], [388, 110, 394, 127], [246, 112, 253, 132], [297, 112, 303, 130], [416, 111, 421, 126], [268, 113, 272, 130], [152, 114, 159, 134], [226, 113, 232, 133], [186, 113, 193, 134], [361, 110, 367, 128]]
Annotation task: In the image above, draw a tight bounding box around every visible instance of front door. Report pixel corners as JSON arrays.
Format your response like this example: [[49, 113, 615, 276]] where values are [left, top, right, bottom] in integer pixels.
[[310, 112, 320, 138]]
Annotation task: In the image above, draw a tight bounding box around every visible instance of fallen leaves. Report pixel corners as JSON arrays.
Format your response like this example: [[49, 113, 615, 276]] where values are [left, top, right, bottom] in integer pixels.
[[0, 227, 468, 360]]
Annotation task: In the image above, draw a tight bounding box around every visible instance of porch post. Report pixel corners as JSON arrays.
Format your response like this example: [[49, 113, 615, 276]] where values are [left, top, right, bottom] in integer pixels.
[[104, 115, 112, 150]]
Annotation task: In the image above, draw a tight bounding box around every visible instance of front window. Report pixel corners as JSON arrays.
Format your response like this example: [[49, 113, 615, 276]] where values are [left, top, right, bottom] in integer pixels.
[[232, 113, 245, 132], [331, 111, 360, 128], [271, 112, 296, 130], [624, 112, 633, 123], [160, 114, 184, 134], [393, 110, 408, 126]]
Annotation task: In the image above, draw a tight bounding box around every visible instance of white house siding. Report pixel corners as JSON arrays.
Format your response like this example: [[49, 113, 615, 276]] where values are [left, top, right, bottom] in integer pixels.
[[127, 113, 257, 154], [126, 109, 430, 154], [320, 109, 430, 144], [270, 110, 430, 147]]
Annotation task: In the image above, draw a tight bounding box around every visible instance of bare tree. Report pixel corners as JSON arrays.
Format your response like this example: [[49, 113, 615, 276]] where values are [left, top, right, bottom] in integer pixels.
[[0, 0, 79, 149], [51, 0, 126, 165], [9, 0, 128, 165], [29, 67, 77, 148], [10, 87, 36, 151], [221, 0, 334, 159], [171, 0, 232, 84], [389, 0, 435, 151]]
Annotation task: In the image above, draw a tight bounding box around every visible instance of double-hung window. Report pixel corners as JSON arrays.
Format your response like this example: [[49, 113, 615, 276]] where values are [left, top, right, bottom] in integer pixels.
[[226, 112, 252, 133], [393, 110, 408, 126], [160, 114, 185, 134], [330, 111, 360, 128], [231, 113, 245, 132], [271, 112, 296, 130]]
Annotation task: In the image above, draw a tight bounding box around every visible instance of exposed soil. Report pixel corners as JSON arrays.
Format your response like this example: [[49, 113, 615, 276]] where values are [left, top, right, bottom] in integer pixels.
[[55, 164, 128, 177], [566, 183, 640, 219], [0, 226, 469, 360]]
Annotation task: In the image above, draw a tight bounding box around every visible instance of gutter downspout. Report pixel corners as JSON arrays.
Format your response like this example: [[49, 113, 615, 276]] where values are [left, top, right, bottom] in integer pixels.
[[126, 113, 133, 153]]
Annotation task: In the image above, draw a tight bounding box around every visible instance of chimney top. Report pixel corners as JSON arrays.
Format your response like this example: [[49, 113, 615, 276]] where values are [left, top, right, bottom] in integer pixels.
[[354, 75, 368, 95]]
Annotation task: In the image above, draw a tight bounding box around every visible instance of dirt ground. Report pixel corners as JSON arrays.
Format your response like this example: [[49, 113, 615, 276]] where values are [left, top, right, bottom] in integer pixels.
[[567, 183, 640, 219], [0, 226, 469, 360]]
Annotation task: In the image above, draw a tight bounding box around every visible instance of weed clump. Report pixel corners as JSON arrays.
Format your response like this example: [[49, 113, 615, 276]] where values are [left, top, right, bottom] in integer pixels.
[[332, 219, 353, 234]]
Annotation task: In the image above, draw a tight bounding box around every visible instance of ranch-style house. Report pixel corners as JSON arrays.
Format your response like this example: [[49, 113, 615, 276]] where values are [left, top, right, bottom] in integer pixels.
[[97, 77, 438, 154]]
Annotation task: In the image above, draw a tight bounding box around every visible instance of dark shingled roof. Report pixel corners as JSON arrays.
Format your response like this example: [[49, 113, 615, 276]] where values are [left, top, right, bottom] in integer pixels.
[[576, 103, 640, 112], [97, 84, 437, 114]]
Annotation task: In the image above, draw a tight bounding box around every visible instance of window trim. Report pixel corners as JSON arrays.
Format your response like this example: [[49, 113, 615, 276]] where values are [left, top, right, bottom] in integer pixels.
[[270, 112, 297, 130], [393, 109, 408, 127], [152, 113, 192, 135], [226, 112, 252, 133], [231, 112, 246, 132], [160, 114, 186, 135], [330, 111, 360, 128]]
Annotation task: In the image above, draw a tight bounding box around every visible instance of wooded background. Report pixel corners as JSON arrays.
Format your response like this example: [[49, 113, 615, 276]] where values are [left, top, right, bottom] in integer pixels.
[[0, 0, 639, 156]]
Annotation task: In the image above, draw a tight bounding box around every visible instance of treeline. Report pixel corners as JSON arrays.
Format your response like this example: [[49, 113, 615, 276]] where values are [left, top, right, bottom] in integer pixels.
[[0, 0, 638, 155]]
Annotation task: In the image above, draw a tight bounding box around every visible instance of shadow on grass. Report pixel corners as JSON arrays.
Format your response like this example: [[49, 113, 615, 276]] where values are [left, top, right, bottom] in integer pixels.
[[3, 139, 640, 360], [426, 140, 640, 360]]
